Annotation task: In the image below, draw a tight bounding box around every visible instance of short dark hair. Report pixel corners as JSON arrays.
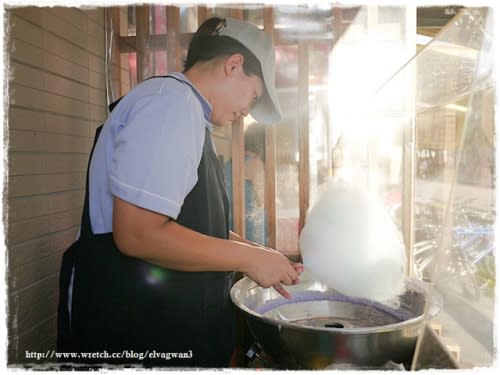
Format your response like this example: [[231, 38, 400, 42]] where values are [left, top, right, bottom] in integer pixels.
[[184, 17, 263, 81]]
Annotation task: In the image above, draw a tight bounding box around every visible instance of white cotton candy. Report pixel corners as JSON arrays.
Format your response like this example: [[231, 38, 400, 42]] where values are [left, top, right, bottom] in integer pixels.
[[299, 179, 407, 302]]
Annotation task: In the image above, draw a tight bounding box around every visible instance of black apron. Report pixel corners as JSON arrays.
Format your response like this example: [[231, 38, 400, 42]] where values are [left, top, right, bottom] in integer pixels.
[[57, 93, 234, 367]]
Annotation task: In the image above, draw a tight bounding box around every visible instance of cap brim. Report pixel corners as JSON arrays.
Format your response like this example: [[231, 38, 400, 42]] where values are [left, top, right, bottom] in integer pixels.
[[250, 60, 283, 125]]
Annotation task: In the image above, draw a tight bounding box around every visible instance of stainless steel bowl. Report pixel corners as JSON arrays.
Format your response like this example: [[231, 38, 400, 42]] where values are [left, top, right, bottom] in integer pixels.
[[230, 272, 441, 369]]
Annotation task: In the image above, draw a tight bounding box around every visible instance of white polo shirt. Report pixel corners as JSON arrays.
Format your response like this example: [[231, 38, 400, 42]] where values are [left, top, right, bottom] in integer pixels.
[[88, 73, 213, 234]]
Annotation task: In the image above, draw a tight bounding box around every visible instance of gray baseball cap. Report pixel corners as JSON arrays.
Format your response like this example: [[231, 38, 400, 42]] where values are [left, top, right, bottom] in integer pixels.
[[220, 17, 282, 125]]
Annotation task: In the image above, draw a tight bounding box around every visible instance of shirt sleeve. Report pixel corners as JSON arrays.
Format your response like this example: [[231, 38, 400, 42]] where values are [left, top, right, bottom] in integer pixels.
[[109, 91, 205, 220]]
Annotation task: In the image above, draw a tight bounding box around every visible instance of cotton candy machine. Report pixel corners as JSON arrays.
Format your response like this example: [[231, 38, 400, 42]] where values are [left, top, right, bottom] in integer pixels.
[[230, 272, 441, 369]]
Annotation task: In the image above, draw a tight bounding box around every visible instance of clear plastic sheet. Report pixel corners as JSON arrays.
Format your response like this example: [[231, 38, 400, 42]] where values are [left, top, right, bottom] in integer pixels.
[[361, 7, 495, 369]]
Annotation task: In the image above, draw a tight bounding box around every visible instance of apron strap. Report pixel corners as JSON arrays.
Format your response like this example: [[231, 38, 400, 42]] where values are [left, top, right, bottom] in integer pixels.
[[80, 125, 103, 238]]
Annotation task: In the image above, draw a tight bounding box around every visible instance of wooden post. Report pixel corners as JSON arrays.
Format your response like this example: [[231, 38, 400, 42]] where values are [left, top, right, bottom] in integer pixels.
[[263, 7, 278, 249], [231, 120, 246, 237], [230, 9, 245, 238], [298, 41, 310, 236], [230, 8, 243, 19], [197, 6, 212, 24], [166, 6, 181, 73], [136, 6, 152, 82], [166, 6, 182, 73], [333, 7, 343, 41]]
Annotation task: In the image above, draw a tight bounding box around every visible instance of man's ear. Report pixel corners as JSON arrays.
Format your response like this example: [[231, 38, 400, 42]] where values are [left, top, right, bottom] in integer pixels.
[[225, 53, 245, 76]]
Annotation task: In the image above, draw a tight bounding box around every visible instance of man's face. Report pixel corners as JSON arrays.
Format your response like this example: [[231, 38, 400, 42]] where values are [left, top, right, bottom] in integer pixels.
[[210, 56, 263, 127]]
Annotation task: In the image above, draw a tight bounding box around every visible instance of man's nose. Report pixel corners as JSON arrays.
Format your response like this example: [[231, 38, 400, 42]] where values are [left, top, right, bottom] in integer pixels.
[[241, 110, 249, 118], [241, 104, 251, 117]]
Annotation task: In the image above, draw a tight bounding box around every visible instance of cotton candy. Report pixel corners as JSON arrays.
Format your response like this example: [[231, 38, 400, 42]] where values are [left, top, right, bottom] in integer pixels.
[[299, 178, 407, 302]]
